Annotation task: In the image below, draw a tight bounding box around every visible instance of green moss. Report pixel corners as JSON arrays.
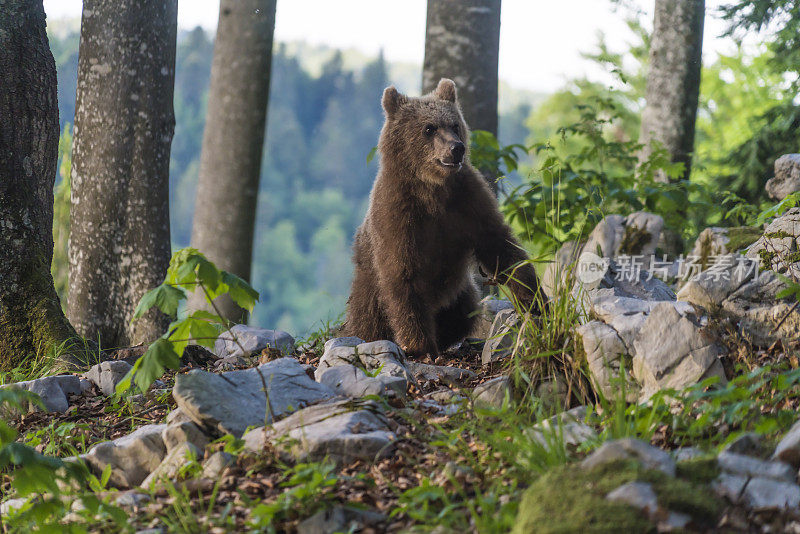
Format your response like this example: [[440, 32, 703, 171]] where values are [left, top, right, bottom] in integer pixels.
[[725, 226, 762, 252], [513, 459, 722, 534], [758, 249, 778, 270], [620, 225, 653, 256], [675, 457, 720, 486]]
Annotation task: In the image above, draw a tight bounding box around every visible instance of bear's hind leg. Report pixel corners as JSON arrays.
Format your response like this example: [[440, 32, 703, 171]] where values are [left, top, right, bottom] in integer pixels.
[[435, 286, 479, 351]]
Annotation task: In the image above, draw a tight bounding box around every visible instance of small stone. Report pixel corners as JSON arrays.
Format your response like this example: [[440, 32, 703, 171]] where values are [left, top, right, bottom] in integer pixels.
[[529, 406, 596, 448], [202, 451, 235, 479], [712, 473, 749, 501], [672, 447, 706, 463], [114, 491, 150, 509], [742, 477, 800, 510], [83, 424, 167, 488], [0, 498, 26, 515], [773, 420, 800, 468], [214, 324, 295, 359], [161, 421, 209, 452], [480, 309, 518, 365], [581, 438, 676, 476], [317, 364, 406, 399], [606, 481, 658, 513], [722, 433, 764, 457], [405, 361, 476, 385], [472, 377, 511, 408], [243, 400, 395, 464], [315, 339, 411, 384], [165, 407, 192, 425], [1, 375, 83, 413], [717, 451, 795, 482], [766, 154, 800, 201], [470, 297, 515, 339], [84, 360, 133, 396], [140, 443, 201, 488]]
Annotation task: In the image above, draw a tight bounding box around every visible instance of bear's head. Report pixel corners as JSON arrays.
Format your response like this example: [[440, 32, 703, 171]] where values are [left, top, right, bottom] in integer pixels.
[[378, 78, 469, 183]]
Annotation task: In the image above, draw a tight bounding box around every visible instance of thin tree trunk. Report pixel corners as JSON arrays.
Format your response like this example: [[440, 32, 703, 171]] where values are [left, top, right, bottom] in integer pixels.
[[188, 0, 277, 324], [68, 0, 177, 348], [422, 0, 501, 192], [639, 0, 705, 182], [0, 0, 83, 371]]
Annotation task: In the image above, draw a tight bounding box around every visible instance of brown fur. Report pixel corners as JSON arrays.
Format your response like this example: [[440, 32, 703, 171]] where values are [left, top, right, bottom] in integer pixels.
[[344, 79, 545, 358]]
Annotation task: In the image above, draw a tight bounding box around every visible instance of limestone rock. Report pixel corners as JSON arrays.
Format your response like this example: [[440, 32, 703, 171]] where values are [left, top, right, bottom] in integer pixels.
[[84, 424, 167, 488], [1, 375, 83, 414], [140, 442, 201, 488], [741, 477, 800, 510], [161, 420, 210, 452], [542, 240, 583, 300], [84, 361, 133, 396], [470, 297, 515, 339], [243, 400, 395, 464], [676, 253, 757, 309], [315, 339, 411, 384], [173, 358, 336, 438], [214, 324, 295, 359], [747, 207, 800, 275], [202, 451, 235, 479], [717, 451, 795, 482], [480, 308, 519, 365], [581, 438, 676, 476], [472, 376, 511, 408], [529, 406, 596, 448], [606, 481, 658, 514], [317, 364, 406, 399], [405, 361, 476, 385], [632, 302, 726, 400], [575, 320, 636, 401], [766, 154, 800, 200], [773, 420, 800, 468]]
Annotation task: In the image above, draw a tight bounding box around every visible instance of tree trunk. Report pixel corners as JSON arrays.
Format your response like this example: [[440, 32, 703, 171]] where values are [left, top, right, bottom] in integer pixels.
[[639, 0, 705, 182], [0, 0, 82, 371], [188, 0, 277, 324], [68, 0, 177, 348], [422, 0, 501, 192]]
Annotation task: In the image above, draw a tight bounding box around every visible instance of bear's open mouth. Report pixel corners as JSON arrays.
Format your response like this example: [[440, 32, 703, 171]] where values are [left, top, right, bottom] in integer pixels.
[[437, 159, 462, 170]]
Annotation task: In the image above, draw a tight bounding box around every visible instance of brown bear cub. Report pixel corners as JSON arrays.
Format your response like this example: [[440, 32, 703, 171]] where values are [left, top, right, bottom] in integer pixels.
[[344, 79, 545, 359]]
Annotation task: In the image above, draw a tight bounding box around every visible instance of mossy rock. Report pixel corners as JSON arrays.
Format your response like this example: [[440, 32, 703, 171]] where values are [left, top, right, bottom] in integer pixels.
[[512, 459, 721, 534], [725, 226, 762, 253]]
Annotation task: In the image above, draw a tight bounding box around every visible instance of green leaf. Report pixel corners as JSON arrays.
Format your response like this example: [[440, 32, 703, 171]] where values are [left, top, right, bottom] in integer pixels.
[[168, 314, 222, 352], [116, 338, 181, 394], [132, 283, 185, 320], [366, 146, 378, 164], [222, 271, 259, 312]]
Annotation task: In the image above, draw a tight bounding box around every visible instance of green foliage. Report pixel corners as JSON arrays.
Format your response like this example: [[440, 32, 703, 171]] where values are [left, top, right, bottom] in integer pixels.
[[52, 124, 72, 307], [756, 191, 800, 225], [117, 248, 259, 394]]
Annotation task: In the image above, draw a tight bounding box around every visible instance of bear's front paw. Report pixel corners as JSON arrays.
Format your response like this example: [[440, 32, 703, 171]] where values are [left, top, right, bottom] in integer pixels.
[[399, 339, 439, 361]]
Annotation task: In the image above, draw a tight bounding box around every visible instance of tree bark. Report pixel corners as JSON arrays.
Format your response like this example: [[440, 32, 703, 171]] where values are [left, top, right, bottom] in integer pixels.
[[422, 0, 501, 192], [0, 0, 82, 371], [188, 0, 277, 323], [68, 0, 177, 347], [639, 0, 705, 182]]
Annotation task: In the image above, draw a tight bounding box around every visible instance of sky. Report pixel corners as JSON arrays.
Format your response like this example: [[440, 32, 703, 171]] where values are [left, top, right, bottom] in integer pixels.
[[43, 0, 733, 93]]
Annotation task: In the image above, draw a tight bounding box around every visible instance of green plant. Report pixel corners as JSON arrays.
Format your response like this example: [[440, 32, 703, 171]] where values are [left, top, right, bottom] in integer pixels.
[[117, 247, 259, 394], [23, 421, 92, 457]]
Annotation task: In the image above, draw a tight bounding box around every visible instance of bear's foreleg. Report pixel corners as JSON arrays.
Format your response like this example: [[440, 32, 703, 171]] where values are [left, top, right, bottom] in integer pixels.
[[434, 286, 479, 351]]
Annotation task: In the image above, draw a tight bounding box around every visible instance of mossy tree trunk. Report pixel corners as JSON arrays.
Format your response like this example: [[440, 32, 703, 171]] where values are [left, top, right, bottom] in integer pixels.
[[422, 0, 501, 194], [188, 0, 277, 324], [639, 0, 705, 183], [68, 0, 177, 348], [0, 0, 83, 371]]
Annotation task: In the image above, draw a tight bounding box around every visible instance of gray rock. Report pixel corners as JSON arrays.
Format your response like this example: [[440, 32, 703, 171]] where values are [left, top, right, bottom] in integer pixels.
[[712, 472, 749, 501], [0, 498, 26, 516], [742, 477, 800, 510], [425, 389, 465, 404], [747, 207, 800, 274], [84, 360, 133, 396], [114, 491, 150, 509], [773, 420, 800, 468], [165, 407, 192, 425], [717, 451, 796, 482], [84, 424, 167, 488], [766, 154, 800, 200], [405, 361, 476, 385], [676, 253, 757, 309], [202, 451, 235, 479], [722, 270, 800, 346], [140, 442, 202, 488], [214, 324, 295, 359], [575, 320, 637, 401], [1, 375, 83, 413], [581, 438, 676, 476], [672, 447, 706, 463], [161, 421, 210, 452], [473, 376, 511, 408], [297, 505, 385, 534], [581, 259, 676, 305], [529, 406, 596, 448], [480, 308, 519, 365], [315, 339, 411, 384], [606, 481, 658, 513], [470, 297, 515, 338], [173, 358, 336, 438], [542, 240, 583, 300], [317, 364, 406, 399], [632, 302, 726, 401], [690, 227, 731, 263], [243, 400, 395, 464]]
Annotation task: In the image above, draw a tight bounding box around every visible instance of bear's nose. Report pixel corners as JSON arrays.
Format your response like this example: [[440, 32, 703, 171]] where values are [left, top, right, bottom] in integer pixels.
[[450, 141, 465, 162]]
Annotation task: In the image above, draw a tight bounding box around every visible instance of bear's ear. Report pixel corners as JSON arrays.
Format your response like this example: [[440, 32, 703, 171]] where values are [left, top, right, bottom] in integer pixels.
[[382, 86, 406, 118], [434, 78, 457, 103]]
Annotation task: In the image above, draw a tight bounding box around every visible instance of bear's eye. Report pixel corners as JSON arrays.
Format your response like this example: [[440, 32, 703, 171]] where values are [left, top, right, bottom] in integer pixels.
[[424, 124, 437, 137], [452, 124, 461, 136]]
